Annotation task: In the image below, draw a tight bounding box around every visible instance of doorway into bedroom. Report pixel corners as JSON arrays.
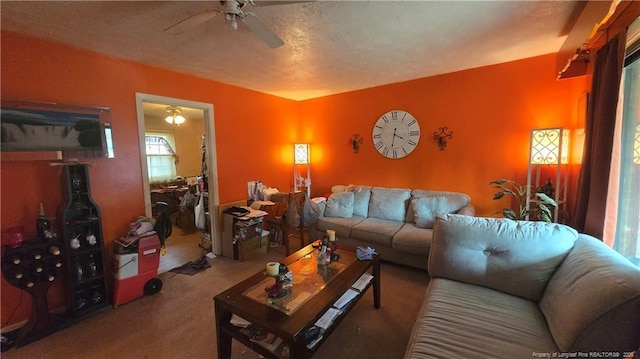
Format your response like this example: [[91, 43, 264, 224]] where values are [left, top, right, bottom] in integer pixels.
[[135, 93, 220, 274]]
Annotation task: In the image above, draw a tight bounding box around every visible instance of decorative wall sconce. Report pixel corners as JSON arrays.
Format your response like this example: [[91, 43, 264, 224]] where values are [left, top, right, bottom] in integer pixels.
[[433, 127, 453, 151], [350, 134, 364, 153]]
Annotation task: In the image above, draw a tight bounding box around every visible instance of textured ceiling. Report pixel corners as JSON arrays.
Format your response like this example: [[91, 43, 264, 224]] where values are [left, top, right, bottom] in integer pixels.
[[1, 1, 580, 101]]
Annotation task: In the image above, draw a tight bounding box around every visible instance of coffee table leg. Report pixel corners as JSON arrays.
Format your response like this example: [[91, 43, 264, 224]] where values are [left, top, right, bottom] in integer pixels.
[[373, 256, 380, 308], [215, 303, 232, 359]]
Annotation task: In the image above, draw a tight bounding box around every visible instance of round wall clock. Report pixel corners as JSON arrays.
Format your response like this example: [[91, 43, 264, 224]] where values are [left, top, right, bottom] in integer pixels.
[[371, 110, 421, 159]]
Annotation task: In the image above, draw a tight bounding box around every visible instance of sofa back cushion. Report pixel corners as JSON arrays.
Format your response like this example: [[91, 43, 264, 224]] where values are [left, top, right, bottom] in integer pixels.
[[324, 192, 355, 218], [429, 214, 577, 301], [411, 194, 470, 229], [406, 190, 470, 224], [331, 185, 371, 217], [540, 234, 640, 352], [368, 187, 411, 222]]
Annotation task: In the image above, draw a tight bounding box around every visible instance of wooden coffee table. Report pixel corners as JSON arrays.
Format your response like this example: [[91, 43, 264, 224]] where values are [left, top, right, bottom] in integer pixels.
[[214, 243, 380, 359]]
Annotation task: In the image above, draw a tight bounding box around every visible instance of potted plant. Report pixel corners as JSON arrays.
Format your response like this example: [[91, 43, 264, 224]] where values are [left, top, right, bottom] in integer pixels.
[[490, 179, 558, 222]]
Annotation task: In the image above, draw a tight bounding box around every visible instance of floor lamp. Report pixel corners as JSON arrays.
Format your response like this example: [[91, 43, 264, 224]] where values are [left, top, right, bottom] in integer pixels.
[[526, 128, 569, 222], [293, 143, 310, 197], [634, 125, 640, 165]]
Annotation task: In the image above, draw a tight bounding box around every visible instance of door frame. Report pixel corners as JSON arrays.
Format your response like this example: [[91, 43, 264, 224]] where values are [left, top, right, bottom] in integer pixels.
[[135, 92, 221, 254]]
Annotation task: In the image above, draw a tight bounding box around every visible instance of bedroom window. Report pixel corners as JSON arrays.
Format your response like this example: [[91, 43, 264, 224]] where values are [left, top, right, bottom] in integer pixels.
[[145, 132, 179, 183]]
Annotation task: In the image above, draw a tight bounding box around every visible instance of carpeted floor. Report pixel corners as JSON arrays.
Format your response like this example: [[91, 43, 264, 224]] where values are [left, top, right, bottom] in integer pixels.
[[2, 242, 429, 359]]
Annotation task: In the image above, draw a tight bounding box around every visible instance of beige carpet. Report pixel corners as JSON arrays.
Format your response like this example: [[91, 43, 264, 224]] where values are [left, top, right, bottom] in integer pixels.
[[3, 242, 429, 359]]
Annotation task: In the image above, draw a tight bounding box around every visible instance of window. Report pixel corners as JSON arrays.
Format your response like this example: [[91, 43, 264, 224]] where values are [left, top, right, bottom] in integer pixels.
[[145, 132, 178, 183], [606, 44, 640, 267]]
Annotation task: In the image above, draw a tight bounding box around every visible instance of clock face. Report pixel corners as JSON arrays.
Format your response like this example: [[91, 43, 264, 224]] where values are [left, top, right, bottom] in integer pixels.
[[372, 110, 420, 159]]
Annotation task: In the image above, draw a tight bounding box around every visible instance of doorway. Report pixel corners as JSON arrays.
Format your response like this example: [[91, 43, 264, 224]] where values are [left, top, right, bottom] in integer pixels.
[[134, 93, 220, 274]]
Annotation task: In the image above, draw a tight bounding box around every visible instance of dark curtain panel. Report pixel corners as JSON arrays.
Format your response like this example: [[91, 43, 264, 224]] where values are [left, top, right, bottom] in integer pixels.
[[574, 30, 627, 238]]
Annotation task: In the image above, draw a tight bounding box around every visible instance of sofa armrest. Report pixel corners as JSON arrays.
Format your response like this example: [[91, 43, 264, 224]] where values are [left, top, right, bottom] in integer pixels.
[[540, 234, 640, 352], [456, 204, 475, 216], [316, 200, 326, 217]]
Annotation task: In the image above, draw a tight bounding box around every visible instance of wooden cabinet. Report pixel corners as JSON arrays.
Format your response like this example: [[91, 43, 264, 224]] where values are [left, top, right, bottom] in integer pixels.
[[58, 164, 111, 317]]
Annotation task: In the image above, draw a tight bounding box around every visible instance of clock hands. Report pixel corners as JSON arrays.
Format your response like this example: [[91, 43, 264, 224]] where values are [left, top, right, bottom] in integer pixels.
[[391, 128, 404, 147]]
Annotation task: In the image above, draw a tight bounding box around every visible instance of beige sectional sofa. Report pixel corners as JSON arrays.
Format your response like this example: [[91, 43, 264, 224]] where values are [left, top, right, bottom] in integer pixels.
[[311, 185, 474, 269], [405, 214, 640, 357]]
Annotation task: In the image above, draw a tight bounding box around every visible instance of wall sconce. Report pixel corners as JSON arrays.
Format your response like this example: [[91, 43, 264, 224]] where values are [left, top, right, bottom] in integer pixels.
[[164, 106, 186, 126], [526, 127, 570, 222], [634, 125, 639, 165], [432, 127, 453, 151], [293, 143, 310, 197], [350, 134, 364, 153]]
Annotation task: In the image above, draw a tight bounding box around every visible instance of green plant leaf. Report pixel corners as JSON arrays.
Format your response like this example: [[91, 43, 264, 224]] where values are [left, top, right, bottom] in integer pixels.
[[489, 180, 509, 186], [535, 192, 558, 207], [503, 209, 516, 220]]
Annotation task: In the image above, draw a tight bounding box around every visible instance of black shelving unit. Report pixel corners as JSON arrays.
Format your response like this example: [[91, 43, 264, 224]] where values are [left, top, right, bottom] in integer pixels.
[[58, 164, 111, 318]]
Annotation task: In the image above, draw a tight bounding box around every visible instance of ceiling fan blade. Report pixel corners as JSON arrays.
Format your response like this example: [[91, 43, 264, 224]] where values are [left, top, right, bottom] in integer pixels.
[[241, 12, 284, 48], [250, 0, 315, 6], [164, 10, 220, 34]]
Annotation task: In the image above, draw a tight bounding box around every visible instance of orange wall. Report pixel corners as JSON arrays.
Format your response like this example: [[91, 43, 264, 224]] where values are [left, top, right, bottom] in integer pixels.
[[301, 54, 589, 218], [0, 32, 300, 327], [1, 31, 589, 328]]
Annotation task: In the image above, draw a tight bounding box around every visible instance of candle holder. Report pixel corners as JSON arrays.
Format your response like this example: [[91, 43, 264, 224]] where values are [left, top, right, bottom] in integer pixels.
[[317, 236, 331, 265], [265, 263, 292, 299]]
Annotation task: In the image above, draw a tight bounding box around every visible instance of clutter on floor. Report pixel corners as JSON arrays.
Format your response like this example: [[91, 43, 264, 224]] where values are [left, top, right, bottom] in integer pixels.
[[169, 255, 211, 275]]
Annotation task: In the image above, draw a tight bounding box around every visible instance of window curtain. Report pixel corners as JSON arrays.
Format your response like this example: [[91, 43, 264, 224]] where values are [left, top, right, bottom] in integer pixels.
[[573, 30, 628, 238]]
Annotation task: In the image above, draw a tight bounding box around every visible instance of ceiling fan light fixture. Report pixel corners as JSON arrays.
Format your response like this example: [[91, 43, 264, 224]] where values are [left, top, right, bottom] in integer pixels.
[[165, 106, 186, 126]]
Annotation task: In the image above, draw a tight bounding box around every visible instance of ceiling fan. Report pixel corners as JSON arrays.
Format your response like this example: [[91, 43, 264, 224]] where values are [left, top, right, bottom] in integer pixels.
[[164, 0, 310, 48]]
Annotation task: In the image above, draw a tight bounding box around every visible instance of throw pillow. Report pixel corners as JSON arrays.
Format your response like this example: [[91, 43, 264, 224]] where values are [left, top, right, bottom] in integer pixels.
[[324, 192, 355, 218], [412, 196, 457, 228]]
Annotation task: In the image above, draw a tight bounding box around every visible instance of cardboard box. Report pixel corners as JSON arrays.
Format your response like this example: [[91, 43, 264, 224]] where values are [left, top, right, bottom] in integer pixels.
[[238, 235, 269, 262]]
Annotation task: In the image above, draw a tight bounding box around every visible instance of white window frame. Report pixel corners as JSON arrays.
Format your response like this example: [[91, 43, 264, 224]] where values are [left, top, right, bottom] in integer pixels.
[[145, 131, 177, 183]]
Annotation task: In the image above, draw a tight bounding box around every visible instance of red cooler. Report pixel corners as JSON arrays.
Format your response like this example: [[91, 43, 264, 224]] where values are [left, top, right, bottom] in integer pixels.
[[113, 232, 163, 307]]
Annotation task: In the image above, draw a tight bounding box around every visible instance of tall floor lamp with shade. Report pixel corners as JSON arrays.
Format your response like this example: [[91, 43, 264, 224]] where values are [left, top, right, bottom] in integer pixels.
[[293, 143, 310, 197], [526, 128, 570, 222]]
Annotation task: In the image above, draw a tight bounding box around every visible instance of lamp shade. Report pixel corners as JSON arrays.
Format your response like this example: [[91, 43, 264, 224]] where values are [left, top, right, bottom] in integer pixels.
[[294, 143, 310, 164], [529, 128, 569, 165]]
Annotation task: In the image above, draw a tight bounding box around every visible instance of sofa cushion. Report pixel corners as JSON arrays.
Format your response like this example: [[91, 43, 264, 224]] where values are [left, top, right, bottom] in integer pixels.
[[429, 214, 578, 301], [345, 185, 371, 217], [404, 278, 558, 359], [540, 234, 640, 352], [324, 192, 354, 218], [406, 190, 470, 224], [392, 223, 433, 255], [368, 187, 411, 222], [315, 215, 365, 238], [412, 196, 463, 229], [331, 185, 372, 217], [351, 217, 404, 247]]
